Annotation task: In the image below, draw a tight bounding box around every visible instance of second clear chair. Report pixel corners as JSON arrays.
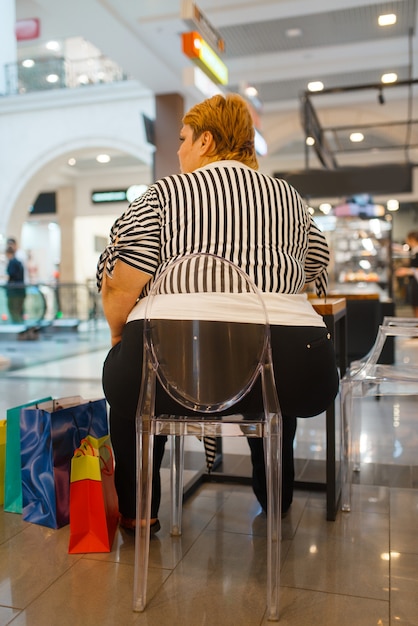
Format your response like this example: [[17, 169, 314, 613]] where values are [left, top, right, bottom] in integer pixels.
[[341, 317, 418, 512]]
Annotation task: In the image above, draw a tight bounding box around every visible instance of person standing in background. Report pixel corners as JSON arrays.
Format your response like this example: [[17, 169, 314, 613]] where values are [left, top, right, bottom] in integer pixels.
[[7, 237, 27, 283], [396, 231, 418, 317], [5, 246, 26, 323]]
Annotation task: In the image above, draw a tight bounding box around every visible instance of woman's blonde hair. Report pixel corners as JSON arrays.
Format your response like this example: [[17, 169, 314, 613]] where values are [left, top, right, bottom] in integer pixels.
[[182, 93, 259, 169]]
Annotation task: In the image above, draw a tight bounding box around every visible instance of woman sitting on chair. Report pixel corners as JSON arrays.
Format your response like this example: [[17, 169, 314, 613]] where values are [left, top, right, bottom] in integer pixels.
[[97, 93, 339, 532]]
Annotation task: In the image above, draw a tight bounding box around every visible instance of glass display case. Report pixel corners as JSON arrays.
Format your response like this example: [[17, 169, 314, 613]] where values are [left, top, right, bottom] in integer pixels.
[[314, 214, 393, 298]]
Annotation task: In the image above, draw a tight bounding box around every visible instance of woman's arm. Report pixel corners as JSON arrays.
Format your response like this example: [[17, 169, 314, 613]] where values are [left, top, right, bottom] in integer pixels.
[[304, 217, 330, 296], [101, 259, 151, 346]]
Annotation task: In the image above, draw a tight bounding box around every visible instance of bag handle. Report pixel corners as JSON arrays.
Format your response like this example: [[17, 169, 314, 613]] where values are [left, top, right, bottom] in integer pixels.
[[73, 437, 97, 457], [100, 444, 114, 476], [73, 438, 114, 476]]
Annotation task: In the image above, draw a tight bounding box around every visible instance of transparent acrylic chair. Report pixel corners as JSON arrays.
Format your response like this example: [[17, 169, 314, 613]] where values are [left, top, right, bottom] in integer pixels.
[[341, 317, 418, 512], [133, 253, 282, 621]]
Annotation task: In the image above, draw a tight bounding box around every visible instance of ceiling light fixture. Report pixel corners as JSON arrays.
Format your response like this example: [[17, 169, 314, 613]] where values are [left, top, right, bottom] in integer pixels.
[[68, 158, 77, 166], [22, 59, 35, 68], [306, 136, 315, 146], [244, 85, 258, 98], [96, 154, 111, 163], [286, 28, 302, 38], [319, 203, 332, 214], [387, 199, 399, 212], [307, 81, 324, 92], [46, 74, 59, 83], [381, 72, 397, 84], [46, 40, 61, 52], [350, 132, 364, 143], [378, 14, 397, 27]]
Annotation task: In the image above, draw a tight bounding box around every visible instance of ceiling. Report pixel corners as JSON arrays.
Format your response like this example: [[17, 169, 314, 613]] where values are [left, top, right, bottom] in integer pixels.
[[15, 0, 418, 200]]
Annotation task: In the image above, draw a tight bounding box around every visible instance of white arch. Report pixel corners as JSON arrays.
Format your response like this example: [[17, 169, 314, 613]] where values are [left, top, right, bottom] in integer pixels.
[[0, 81, 155, 236], [4, 137, 153, 238]]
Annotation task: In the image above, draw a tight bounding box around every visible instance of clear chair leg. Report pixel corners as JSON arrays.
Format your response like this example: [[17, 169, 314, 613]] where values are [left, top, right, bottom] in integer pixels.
[[266, 414, 281, 621], [133, 430, 154, 611], [170, 432, 185, 536], [341, 381, 353, 512]]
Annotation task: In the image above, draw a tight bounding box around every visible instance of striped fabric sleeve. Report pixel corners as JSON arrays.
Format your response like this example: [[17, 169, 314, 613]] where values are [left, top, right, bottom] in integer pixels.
[[96, 188, 162, 291], [304, 217, 330, 297]]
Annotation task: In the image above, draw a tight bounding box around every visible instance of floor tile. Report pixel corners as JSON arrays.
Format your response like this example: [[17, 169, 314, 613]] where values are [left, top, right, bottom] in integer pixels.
[[267, 587, 389, 626], [390, 552, 418, 625]]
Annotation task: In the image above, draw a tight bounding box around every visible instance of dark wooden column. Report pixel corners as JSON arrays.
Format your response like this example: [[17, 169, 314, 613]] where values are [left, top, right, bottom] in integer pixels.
[[154, 93, 184, 180]]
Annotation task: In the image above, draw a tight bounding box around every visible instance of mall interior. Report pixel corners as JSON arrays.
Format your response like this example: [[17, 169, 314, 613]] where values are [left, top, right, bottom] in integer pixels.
[[1, 1, 418, 624]]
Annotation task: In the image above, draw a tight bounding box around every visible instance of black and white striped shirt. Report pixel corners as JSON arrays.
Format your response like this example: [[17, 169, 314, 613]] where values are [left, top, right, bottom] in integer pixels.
[[96, 161, 329, 299]]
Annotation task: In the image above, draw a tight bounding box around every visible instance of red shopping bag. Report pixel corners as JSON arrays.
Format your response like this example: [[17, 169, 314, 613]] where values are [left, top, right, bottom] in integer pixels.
[[68, 435, 119, 554]]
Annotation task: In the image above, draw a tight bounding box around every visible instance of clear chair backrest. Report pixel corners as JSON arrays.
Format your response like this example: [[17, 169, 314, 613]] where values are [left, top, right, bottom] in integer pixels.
[[143, 254, 269, 413], [349, 320, 418, 376], [382, 316, 418, 328]]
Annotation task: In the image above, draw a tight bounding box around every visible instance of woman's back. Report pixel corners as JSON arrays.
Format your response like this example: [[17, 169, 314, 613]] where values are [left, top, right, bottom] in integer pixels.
[[115, 160, 329, 298]]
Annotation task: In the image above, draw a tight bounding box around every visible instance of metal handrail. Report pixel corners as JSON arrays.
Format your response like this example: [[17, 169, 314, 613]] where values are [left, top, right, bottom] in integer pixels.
[[0, 282, 103, 326], [3, 55, 128, 97]]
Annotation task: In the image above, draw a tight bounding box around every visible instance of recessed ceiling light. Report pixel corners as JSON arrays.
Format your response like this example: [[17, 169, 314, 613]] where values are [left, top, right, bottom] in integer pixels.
[[46, 40, 61, 51], [319, 203, 332, 214], [46, 74, 59, 83], [378, 13, 397, 27], [244, 85, 258, 98], [96, 154, 111, 163], [306, 136, 315, 146], [22, 59, 35, 68], [350, 132, 364, 143], [68, 158, 77, 166], [307, 81, 324, 92], [286, 28, 302, 38], [387, 199, 399, 211], [381, 72, 397, 84]]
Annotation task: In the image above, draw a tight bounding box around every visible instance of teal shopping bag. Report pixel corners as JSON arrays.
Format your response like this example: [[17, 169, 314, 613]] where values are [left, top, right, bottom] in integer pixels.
[[0, 420, 6, 505], [4, 397, 52, 513]]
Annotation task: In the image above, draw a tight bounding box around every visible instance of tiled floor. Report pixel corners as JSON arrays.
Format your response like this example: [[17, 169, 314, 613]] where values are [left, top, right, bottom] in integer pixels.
[[0, 322, 417, 625]]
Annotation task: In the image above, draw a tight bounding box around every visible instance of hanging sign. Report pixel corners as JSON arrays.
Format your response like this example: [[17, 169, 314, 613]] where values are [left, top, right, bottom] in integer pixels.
[[16, 18, 40, 41], [182, 31, 228, 85]]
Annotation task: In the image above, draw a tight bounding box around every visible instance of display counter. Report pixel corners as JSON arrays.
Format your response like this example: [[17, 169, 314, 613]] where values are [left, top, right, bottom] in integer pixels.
[[327, 286, 394, 363]]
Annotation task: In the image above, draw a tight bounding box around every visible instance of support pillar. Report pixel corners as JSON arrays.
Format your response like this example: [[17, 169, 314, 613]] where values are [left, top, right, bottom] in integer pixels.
[[154, 93, 184, 180]]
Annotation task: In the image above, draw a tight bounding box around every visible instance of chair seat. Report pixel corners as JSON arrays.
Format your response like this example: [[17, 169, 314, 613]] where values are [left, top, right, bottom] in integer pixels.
[[153, 416, 266, 438]]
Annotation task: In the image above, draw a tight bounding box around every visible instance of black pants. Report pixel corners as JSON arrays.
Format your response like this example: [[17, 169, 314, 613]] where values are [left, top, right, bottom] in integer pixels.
[[103, 321, 339, 519]]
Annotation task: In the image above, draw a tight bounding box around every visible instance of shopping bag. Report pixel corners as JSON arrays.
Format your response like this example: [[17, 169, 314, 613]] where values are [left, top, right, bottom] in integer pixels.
[[68, 435, 119, 554], [0, 420, 6, 505], [20, 397, 109, 529], [4, 397, 52, 513]]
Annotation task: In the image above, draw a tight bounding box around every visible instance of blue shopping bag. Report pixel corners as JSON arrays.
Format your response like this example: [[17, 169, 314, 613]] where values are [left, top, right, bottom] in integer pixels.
[[4, 397, 52, 514], [20, 397, 109, 529]]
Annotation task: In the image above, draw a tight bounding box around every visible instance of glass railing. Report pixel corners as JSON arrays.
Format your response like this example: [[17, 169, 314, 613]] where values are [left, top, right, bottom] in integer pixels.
[[3, 55, 128, 96], [0, 282, 103, 328]]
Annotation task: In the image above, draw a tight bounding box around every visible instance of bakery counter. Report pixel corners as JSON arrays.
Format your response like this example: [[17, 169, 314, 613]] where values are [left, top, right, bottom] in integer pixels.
[[327, 287, 394, 364]]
